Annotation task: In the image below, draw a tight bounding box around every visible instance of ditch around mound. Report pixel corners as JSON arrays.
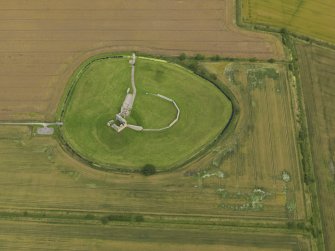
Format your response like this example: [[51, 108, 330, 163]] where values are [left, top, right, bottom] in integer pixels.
[[59, 54, 233, 172]]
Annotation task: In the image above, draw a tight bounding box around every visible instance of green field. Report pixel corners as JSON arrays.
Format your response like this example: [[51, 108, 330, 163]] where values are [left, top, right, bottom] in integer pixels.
[[242, 0, 335, 44], [60, 56, 232, 171]]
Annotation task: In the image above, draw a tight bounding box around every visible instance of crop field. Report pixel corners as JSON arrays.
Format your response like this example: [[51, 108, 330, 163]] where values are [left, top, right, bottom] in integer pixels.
[[202, 61, 305, 220], [61, 56, 232, 170], [0, 0, 284, 122], [0, 122, 309, 250], [0, 220, 310, 251], [296, 42, 335, 250], [241, 0, 335, 43]]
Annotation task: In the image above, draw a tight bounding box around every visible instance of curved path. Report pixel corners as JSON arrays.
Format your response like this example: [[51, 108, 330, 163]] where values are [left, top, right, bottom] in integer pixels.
[[110, 54, 180, 133], [141, 93, 180, 132]]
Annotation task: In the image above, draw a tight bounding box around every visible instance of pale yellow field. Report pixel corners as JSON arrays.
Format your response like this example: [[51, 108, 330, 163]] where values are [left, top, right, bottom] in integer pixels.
[[242, 0, 335, 43]]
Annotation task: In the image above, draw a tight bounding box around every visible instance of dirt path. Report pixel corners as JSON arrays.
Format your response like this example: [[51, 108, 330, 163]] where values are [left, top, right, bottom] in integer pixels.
[[0, 122, 63, 127]]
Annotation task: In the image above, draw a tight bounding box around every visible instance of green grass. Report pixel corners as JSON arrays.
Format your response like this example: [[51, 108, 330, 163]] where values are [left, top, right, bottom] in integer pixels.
[[61, 56, 232, 170]]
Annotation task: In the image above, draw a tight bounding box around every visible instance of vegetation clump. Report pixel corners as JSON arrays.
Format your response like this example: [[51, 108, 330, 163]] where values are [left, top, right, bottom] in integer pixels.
[[101, 214, 144, 224], [140, 164, 157, 176]]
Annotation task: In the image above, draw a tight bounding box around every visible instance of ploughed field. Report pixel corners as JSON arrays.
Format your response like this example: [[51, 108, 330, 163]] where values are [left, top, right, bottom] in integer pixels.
[[61, 56, 232, 170], [0, 0, 284, 121]]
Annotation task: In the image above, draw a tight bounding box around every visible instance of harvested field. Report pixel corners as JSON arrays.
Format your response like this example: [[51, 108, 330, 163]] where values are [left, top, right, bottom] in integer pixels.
[[296, 42, 335, 250], [242, 0, 335, 44], [0, 220, 310, 251], [0, 127, 311, 250], [202, 61, 304, 220], [0, 0, 284, 121]]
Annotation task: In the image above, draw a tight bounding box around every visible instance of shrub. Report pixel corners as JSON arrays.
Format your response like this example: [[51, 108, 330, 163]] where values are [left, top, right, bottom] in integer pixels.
[[101, 214, 144, 224], [188, 61, 200, 72], [178, 53, 187, 61], [209, 73, 217, 80], [141, 164, 157, 176], [210, 55, 221, 61], [287, 221, 295, 229], [194, 54, 205, 60], [249, 57, 257, 62]]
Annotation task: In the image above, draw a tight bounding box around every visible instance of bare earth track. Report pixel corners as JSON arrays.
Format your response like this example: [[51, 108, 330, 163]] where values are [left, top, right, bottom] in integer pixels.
[[0, 0, 284, 121]]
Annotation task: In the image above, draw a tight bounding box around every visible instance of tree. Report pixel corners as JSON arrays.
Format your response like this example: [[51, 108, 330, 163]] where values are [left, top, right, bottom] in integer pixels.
[[209, 73, 217, 80], [249, 57, 257, 62], [178, 53, 187, 61], [194, 54, 205, 60], [210, 55, 221, 61], [141, 164, 156, 176]]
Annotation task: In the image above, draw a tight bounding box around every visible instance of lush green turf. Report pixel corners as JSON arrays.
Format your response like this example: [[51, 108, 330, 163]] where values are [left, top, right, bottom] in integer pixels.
[[61, 56, 232, 170]]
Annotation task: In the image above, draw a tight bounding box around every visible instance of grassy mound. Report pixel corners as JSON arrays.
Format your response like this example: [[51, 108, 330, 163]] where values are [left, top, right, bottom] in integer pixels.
[[61, 55, 232, 171]]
